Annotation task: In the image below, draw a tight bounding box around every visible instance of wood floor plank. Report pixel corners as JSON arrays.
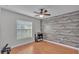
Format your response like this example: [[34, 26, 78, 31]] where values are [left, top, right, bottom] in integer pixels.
[[11, 41, 78, 54]]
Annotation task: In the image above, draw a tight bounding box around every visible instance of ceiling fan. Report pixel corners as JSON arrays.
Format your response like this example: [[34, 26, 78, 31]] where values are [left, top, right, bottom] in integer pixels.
[[34, 9, 51, 17]]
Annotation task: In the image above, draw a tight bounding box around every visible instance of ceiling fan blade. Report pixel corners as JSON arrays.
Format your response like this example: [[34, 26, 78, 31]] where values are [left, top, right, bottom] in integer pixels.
[[44, 14, 51, 16], [35, 15, 39, 16], [34, 11, 40, 14]]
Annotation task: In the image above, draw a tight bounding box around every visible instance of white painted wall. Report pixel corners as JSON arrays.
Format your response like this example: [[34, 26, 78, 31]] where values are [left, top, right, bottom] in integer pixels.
[[0, 8, 40, 49]]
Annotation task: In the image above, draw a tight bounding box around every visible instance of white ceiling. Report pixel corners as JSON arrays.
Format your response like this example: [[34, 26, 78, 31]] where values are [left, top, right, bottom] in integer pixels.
[[1, 5, 79, 19]]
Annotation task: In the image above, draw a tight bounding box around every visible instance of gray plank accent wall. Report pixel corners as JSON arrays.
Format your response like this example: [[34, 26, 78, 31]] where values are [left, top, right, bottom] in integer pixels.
[[43, 11, 79, 48]]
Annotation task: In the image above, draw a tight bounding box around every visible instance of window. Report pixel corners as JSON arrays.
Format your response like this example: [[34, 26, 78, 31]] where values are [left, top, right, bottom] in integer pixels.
[[16, 20, 32, 40]]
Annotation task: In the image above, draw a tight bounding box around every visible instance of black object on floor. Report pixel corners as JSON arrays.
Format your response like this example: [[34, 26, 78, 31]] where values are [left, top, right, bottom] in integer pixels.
[[34, 32, 43, 42], [1, 44, 11, 54]]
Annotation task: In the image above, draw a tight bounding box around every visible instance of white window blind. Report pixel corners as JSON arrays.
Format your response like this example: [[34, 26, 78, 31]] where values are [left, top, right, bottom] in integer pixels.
[[16, 20, 32, 40]]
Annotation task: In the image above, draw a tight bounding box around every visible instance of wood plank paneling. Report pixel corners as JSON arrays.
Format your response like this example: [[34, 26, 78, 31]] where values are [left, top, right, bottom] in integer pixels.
[[43, 11, 79, 47]]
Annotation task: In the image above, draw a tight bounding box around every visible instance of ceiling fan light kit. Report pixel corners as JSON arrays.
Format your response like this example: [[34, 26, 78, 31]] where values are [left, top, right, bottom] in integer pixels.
[[39, 15, 44, 17]]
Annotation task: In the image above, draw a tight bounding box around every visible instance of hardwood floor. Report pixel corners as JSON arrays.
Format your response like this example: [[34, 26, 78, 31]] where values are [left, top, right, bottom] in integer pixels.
[[11, 41, 78, 54]]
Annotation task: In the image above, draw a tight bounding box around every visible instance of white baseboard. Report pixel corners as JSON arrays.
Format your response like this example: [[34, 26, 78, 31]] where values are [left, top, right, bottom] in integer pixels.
[[11, 40, 34, 48], [44, 40, 79, 51]]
